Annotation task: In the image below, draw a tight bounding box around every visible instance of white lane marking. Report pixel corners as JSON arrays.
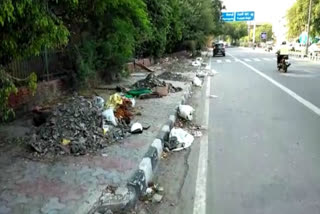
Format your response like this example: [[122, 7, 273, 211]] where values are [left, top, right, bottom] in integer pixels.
[[226, 59, 231, 63], [244, 58, 251, 62], [193, 65, 211, 214], [263, 58, 272, 61], [217, 60, 222, 63], [254, 58, 261, 62], [228, 53, 320, 116]]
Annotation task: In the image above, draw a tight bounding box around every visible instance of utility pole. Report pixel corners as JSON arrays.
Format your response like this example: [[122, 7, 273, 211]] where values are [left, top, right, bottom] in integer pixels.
[[306, 0, 312, 55]]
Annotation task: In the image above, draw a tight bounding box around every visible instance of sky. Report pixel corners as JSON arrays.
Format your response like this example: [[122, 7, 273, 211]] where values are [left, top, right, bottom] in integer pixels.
[[221, 0, 297, 23]]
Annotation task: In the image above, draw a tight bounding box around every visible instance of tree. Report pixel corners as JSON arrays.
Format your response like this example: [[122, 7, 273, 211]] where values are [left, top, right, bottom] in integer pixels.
[[287, 0, 320, 39], [224, 22, 248, 44], [0, 0, 77, 66], [255, 24, 273, 42], [179, 0, 223, 49]]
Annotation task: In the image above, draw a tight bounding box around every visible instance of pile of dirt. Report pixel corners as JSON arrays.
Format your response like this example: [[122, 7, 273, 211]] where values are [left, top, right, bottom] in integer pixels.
[[157, 71, 190, 82], [28, 96, 123, 156], [132, 73, 182, 93]]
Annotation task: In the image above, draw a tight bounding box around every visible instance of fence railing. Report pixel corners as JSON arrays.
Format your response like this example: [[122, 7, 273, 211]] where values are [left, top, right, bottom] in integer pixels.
[[5, 50, 67, 81]]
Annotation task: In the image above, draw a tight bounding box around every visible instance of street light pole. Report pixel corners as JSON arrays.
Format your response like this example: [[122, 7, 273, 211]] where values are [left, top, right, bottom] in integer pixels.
[[306, 0, 312, 55]]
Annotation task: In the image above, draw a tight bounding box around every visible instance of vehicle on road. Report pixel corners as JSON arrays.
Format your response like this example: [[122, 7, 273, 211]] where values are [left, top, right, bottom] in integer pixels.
[[276, 52, 290, 73], [213, 43, 226, 57]]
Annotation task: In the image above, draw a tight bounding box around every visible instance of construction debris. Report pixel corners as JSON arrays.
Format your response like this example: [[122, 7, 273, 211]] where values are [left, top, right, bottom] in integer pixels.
[[28, 96, 108, 155], [132, 73, 182, 94], [157, 71, 190, 82]]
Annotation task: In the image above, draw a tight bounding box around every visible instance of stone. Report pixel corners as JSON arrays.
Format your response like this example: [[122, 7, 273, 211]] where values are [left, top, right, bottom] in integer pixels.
[[115, 186, 129, 196], [152, 193, 163, 203]]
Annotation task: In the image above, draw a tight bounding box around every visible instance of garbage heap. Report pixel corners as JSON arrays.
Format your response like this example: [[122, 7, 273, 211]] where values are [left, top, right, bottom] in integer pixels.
[[157, 71, 190, 82], [28, 96, 126, 156], [132, 73, 182, 95]]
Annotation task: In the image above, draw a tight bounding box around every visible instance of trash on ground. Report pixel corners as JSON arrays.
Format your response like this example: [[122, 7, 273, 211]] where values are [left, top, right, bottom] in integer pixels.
[[103, 108, 118, 126], [61, 138, 71, 146], [154, 84, 169, 97], [152, 193, 163, 203], [131, 122, 143, 134], [192, 61, 201, 67], [157, 71, 190, 82], [135, 62, 155, 73], [208, 70, 219, 76], [196, 71, 207, 78], [169, 128, 194, 151], [139, 92, 162, 99], [106, 93, 123, 110], [209, 95, 218, 98], [192, 77, 202, 87], [27, 96, 130, 156], [196, 57, 203, 62], [94, 96, 105, 110], [146, 187, 154, 195], [193, 131, 203, 138], [127, 88, 152, 97], [114, 99, 133, 125], [178, 105, 195, 121], [132, 73, 182, 94]]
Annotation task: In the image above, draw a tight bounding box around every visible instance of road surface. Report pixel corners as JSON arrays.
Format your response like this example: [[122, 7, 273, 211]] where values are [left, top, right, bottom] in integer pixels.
[[136, 47, 320, 214], [206, 48, 320, 214]]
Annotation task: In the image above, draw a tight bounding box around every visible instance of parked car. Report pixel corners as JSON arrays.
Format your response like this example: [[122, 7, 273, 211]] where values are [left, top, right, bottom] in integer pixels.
[[213, 43, 225, 57]]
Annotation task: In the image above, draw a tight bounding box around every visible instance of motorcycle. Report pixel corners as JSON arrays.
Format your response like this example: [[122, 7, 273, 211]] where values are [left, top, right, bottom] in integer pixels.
[[276, 52, 290, 73]]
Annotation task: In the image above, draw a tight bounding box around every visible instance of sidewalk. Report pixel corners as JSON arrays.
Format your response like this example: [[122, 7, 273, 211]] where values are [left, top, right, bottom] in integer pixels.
[[0, 56, 201, 214]]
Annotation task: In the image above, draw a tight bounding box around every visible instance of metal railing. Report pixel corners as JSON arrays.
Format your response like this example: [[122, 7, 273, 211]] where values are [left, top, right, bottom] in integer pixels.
[[5, 50, 67, 81]]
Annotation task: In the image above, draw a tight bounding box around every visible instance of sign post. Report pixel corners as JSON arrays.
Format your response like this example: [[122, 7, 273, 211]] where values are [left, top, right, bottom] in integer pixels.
[[221, 12, 235, 22]]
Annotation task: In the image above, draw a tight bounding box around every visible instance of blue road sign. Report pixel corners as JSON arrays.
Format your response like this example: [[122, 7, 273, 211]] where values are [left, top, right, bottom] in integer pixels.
[[221, 12, 235, 22], [235, 11, 255, 21]]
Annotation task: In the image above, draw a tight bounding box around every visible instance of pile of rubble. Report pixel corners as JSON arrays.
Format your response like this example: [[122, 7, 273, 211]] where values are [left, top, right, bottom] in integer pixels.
[[28, 96, 128, 156], [157, 71, 190, 82], [132, 73, 182, 94]]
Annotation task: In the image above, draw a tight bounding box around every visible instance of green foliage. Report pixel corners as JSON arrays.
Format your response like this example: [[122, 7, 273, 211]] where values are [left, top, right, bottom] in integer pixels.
[[0, 0, 224, 90], [179, 0, 223, 49], [0, 0, 77, 65], [287, 0, 320, 39], [0, 69, 17, 122], [0, 69, 37, 122], [224, 22, 248, 44], [254, 24, 273, 42]]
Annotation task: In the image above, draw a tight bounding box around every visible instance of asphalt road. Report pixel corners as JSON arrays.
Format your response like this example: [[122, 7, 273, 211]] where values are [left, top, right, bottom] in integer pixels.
[[206, 48, 320, 214]]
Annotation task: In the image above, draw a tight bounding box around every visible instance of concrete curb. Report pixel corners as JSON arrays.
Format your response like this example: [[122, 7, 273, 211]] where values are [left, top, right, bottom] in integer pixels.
[[90, 84, 193, 214], [128, 83, 192, 194]]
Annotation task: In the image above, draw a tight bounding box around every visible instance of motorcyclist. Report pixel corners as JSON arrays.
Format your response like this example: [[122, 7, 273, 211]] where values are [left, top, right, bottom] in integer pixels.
[[276, 41, 290, 68]]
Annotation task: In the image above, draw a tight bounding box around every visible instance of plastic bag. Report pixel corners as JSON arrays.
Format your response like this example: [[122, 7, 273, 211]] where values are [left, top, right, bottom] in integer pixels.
[[130, 98, 136, 108], [102, 108, 118, 126], [178, 105, 195, 121], [131, 122, 143, 134], [106, 93, 123, 110], [192, 61, 201, 67], [94, 96, 105, 109], [192, 77, 202, 87], [169, 128, 194, 151]]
